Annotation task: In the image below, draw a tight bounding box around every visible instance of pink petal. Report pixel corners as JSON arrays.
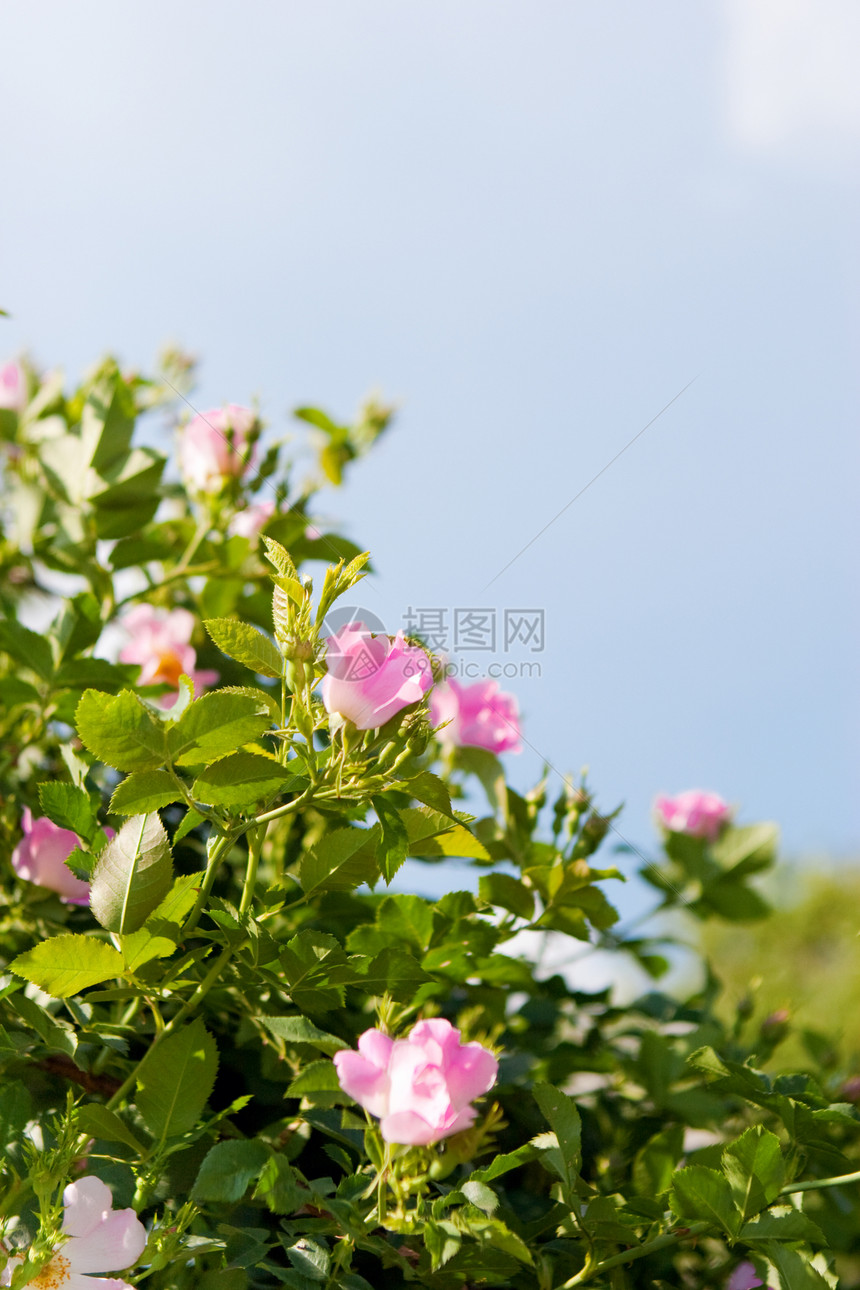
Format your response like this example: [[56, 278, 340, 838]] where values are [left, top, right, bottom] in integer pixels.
[[333, 1049, 391, 1119], [444, 1043, 499, 1109], [62, 1176, 113, 1237], [66, 1208, 147, 1273], [66, 1276, 133, 1290], [379, 1110, 440, 1146], [357, 1028, 395, 1068]]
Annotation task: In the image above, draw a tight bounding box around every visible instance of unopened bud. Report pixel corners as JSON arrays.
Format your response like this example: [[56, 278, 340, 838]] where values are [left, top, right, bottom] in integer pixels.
[[760, 1009, 790, 1042]]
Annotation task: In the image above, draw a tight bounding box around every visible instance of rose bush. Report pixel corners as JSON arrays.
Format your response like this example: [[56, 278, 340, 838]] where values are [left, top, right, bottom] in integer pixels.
[[0, 348, 858, 1290]]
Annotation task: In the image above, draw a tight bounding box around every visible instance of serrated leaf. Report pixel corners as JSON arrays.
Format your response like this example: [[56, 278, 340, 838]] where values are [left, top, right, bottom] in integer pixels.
[[722, 1125, 785, 1217], [299, 827, 378, 897], [533, 1084, 582, 1191], [712, 822, 779, 876], [76, 1104, 145, 1153], [168, 690, 273, 766], [359, 947, 433, 1002], [670, 1164, 741, 1237], [287, 1060, 342, 1099], [260, 1016, 344, 1054], [405, 771, 455, 818], [762, 1245, 834, 1289], [402, 805, 490, 860], [253, 1155, 305, 1215], [38, 782, 97, 843], [372, 796, 409, 883], [479, 872, 535, 920], [0, 620, 54, 679], [740, 1207, 826, 1244], [89, 814, 173, 934], [191, 1139, 270, 1202], [10, 934, 124, 998], [469, 1142, 539, 1183], [76, 689, 166, 771], [136, 1017, 217, 1140], [110, 769, 183, 814], [192, 752, 301, 808], [204, 618, 283, 679]]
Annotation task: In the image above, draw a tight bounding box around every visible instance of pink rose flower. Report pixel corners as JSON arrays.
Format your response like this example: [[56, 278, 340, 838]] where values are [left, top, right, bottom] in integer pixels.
[[228, 498, 276, 539], [119, 605, 218, 706], [727, 1262, 769, 1290], [653, 789, 732, 841], [430, 677, 522, 754], [321, 623, 433, 731], [334, 1018, 498, 1145], [0, 359, 26, 412], [179, 403, 257, 493], [11, 808, 91, 905], [0, 1175, 147, 1289]]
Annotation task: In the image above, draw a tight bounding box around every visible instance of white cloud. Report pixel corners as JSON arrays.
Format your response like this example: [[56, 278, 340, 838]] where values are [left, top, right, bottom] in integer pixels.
[[723, 0, 860, 158]]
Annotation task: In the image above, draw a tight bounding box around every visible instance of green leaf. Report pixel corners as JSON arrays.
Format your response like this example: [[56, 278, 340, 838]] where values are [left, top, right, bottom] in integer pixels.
[[469, 1143, 539, 1184], [89, 814, 173, 934], [120, 872, 204, 970], [192, 1139, 270, 1203], [402, 806, 490, 860], [0, 1087, 34, 1158], [76, 1104, 145, 1153], [372, 796, 409, 884], [7, 993, 77, 1056], [299, 827, 378, 897], [712, 822, 779, 877], [38, 782, 97, 843], [192, 752, 301, 808], [76, 689, 166, 771], [670, 1165, 741, 1238], [168, 690, 273, 766], [533, 1083, 582, 1191], [110, 769, 183, 815], [374, 894, 435, 951], [633, 1125, 684, 1197], [722, 1125, 785, 1217], [479, 872, 535, 920], [252, 1155, 305, 1215], [287, 1060, 343, 1104], [136, 1017, 218, 1140], [453, 746, 507, 814], [405, 771, 456, 818], [360, 947, 433, 1002], [761, 1245, 834, 1289], [260, 1016, 344, 1055], [82, 369, 136, 476], [204, 618, 283, 679], [10, 934, 124, 998], [0, 620, 54, 679], [286, 1236, 330, 1282], [740, 1207, 826, 1244]]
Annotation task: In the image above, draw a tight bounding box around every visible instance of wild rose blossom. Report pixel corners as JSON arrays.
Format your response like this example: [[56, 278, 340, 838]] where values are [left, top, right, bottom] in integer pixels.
[[179, 403, 257, 493], [333, 1018, 498, 1145], [653, 789, 731, 841], [11, 808, 91, 904], [228, 498, 276, 539], [321, 622, 433, 731], [0, 359, 26, 412], [430, 677, 522, 754], [0, 1175, 146, 1289], [119, 605, 218, 705]]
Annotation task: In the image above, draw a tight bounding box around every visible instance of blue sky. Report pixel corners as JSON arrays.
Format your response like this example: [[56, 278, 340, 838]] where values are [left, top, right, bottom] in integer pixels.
[[2, 0, 858, 870]]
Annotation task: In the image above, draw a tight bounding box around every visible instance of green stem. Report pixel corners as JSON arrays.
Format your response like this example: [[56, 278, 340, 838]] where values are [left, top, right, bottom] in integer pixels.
[[559, 1222, 710, 1287], [239, 826, 265, 918], [781, 1168, 860, 1195], [106, 945, 233, 1113], [182, 831, 236, 937]]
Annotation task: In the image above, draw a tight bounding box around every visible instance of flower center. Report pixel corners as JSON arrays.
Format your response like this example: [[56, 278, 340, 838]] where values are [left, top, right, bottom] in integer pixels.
[[31, 1253, 72, 1288], [153, 648, 185, 687]]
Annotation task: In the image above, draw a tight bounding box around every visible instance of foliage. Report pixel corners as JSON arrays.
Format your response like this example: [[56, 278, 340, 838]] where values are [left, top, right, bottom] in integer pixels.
[[1, 350, 859, 1289]]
